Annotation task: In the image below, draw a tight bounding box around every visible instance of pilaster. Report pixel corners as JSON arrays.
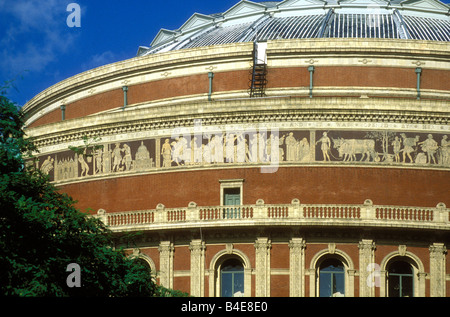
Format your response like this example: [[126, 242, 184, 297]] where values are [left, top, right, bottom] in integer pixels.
[[158, 240, 174, 289], [289, 238, 306, 297], [429, 243, 447, 297], [358, 239, 376, 297], [190, 239, 206, 297], [254, 237, 271, 297]]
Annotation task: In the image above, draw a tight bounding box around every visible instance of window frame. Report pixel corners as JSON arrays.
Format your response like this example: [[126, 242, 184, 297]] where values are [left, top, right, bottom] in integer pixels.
[[318, 258, 346, 297], [220, 258, 245, 297], [387, 260, 415, 297], [219, 179, 244, 206]]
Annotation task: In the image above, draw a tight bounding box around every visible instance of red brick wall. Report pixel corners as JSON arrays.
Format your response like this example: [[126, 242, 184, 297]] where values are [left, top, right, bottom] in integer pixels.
[[267, 67, 450, 91], [59, 166, 449, 214], [132, 241, 439, 297], [28, 67, 450, 128]]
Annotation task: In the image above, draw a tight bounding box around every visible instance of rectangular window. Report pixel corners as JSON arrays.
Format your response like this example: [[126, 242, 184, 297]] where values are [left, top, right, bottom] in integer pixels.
[[219, 179, 244, 206], [224, 188, 240, 206]]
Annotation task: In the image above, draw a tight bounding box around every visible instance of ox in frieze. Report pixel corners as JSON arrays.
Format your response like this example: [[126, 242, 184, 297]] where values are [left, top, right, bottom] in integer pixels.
[[332, 138, 377, 162]]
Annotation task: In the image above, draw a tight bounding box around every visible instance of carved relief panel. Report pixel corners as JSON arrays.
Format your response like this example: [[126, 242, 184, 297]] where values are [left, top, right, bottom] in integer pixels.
[[35, 128, 449, 182]]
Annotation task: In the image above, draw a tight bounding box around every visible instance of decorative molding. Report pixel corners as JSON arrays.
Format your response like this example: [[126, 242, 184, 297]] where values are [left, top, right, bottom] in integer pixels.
[[289, 238, 306, 297], [189, 239, 206, 297], [28, 102, 450, 152], [429, 243, 447, 297], [255, 237, 271, 297], [359, 239, 376, 297], [158, 241, 174, 289], [398, 244, 407, 256]]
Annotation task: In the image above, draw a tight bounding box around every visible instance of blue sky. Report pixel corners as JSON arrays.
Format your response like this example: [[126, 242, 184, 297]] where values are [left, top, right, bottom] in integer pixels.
[[0, 0, 239, 106], [1, 0, 449, 107]]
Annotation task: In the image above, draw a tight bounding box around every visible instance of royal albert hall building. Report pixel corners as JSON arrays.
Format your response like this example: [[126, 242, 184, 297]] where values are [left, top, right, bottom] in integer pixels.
[[23, 0, 449, 297]]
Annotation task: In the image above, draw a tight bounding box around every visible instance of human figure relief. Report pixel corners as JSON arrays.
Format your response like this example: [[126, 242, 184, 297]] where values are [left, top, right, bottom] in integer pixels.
[[418, 134, 438, 164], [161, 139, 172, 167], [439, 135, 450, 165], [224, 133, 238, 163], [316, 132, 331, 162], [391, 136, 402, 163], [297, 137, 310, 162], [78, 151, 89, 177], [112, 143, 123, 171], [95, 147, 103, 174], [172, 136, 188, 166], [122, 144, 133, 171], [40, 156, 54, 175], [400, 134, 419, 163], [285, 132, 297, 162]]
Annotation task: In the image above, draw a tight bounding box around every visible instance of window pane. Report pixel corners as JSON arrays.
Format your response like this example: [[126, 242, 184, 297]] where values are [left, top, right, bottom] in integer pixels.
[[333, 272, 345, 297], [389, 275, 400, 297], [388, 261, 414, 297], [221, 259, 244, 297], [319, 259, 345, 297], [319, 272, 332, 297], [402, 276, 413, 297], [221, 273, 233, 297], [233, 272, 244, 297]]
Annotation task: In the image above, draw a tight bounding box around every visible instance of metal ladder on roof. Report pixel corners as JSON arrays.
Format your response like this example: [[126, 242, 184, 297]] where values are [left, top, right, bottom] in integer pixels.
[[249, 42, 267, 98]]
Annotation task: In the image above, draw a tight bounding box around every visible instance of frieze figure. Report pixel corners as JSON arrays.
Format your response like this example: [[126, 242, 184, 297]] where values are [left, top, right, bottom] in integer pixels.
[[95, 147, 103, 174], [439, 135, 449, 165], [122, 144, 133, 171], [40, 156, 54, 175], [78, 152, 89, 177], [172, 136, 188, 166], [400, 134, 420, 163], [418, 134, 438, 164], [224, 133, 238, 163], [112, 143, 123, 172], [161, 139, 172, 168], [297, 137, 310, 162], [391, 136, 402, 163], [316, 132, 331, 162], [285, 132, 297, 162]]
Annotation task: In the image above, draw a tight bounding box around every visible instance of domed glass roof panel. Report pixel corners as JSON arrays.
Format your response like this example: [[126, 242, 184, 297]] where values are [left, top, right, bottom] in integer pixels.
[[137, 0, 450, 56]]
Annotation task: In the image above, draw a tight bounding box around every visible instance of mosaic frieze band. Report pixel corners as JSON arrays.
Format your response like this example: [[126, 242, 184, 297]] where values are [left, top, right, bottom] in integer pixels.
[[35, 127, 450, 183]]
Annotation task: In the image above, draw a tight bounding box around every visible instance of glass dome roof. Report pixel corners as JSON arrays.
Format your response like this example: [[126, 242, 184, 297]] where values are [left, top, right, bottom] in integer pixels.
[[137, 0, 450, 56]]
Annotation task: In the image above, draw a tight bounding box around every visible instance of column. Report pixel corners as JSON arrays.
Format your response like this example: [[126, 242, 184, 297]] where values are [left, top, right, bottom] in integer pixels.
[[289, 238, 306, 297], [255, 237, 271, 297], [358, 239, 376, 297], [190, 239, 206, 297], [429, 243, 447, 297], [158, 241, 174, 289]]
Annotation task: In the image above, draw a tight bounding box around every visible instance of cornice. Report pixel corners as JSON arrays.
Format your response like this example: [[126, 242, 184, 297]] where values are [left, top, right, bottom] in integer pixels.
[[26, 95, 449, 150]]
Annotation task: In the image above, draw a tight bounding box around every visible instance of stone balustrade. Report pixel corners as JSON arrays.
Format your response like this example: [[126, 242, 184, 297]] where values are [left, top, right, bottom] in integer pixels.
[[96, 199, 449, 232]]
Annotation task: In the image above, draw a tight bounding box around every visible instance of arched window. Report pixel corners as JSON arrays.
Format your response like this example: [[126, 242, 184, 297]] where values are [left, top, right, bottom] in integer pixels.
[[220, 258, 244, 297], [388, 261, 413, 297], [319, 258, 345, 297]]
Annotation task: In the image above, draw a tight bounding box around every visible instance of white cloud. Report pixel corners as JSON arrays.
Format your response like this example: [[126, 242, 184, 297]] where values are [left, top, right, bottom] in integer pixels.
[[81, 51, 119, 72], [0, 0, 78, 75]]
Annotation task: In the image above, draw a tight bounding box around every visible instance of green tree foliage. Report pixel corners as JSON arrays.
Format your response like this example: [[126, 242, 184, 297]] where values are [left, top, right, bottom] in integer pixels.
[[0, 88, 162, 297]]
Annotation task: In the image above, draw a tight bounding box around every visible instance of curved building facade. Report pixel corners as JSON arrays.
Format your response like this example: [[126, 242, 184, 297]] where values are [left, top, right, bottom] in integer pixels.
[[23, 0, 449, 297]]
